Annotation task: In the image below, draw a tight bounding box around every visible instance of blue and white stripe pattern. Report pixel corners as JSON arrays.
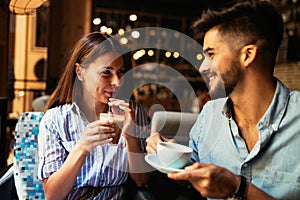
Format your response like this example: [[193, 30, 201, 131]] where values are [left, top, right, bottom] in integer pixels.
[[37, 102, 148, 199]]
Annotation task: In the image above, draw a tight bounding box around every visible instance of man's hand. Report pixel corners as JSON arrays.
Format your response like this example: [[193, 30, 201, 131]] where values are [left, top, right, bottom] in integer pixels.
[[167, 162, 239, 199], [146, 132, 175, 154]]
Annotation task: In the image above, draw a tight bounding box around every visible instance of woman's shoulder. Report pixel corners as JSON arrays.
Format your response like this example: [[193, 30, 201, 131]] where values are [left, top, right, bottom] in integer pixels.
[[42, 103, 74, 121]]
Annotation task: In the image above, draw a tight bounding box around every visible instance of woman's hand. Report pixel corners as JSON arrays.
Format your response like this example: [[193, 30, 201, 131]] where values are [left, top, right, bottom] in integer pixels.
[[78, 120, 115, 153], [109, 98, 132, 116], [109, 98, 135, 139]]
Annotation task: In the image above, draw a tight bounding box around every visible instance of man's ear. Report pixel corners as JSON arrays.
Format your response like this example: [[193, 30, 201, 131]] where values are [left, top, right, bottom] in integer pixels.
[[240, 44, 257, 68], [75, 63, 84, 81]]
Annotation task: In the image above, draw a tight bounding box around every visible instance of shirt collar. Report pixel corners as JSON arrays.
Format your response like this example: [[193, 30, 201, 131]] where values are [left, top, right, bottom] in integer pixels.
[[222, 98, 232, 120], [259, 79, 290, 131], [63, 102, 79, 112], [221, 79, 290, 131]]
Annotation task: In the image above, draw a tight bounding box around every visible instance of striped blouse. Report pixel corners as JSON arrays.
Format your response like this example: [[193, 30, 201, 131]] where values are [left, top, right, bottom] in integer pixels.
[[37, 102, 149, 199]]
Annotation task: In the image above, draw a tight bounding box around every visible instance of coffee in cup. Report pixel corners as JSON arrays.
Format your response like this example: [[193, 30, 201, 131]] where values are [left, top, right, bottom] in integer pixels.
[[99, 113, 125, 144]]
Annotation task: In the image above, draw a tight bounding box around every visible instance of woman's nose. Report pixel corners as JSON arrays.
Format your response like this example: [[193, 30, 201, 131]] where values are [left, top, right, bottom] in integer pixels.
[[111, 74, 120, 87]]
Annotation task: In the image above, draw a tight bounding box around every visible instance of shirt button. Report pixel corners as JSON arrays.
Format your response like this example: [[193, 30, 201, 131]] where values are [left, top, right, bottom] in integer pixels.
[[243, 163, 248, 168]]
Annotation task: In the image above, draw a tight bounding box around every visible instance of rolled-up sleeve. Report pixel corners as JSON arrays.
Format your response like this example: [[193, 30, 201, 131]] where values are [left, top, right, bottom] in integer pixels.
[[38, 111, 68, 180]]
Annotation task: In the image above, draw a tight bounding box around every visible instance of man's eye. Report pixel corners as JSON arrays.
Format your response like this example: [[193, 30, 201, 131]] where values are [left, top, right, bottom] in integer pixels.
[[207, 52, 214, 58]]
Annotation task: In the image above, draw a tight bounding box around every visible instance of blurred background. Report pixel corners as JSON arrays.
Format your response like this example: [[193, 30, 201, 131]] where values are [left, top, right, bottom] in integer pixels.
[[0, 0, 299, 170]]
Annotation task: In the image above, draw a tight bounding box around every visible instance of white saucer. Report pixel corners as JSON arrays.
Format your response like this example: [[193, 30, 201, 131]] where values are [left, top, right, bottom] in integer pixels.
[[145, 154, 184, 174]]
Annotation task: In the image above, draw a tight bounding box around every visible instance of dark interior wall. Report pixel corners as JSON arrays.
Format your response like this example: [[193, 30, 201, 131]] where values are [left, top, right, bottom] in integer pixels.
[[0, 3, 9, 98], [93, 0, 229, 17], [0, 1, 9, 171], [47, 0, 92, 80]]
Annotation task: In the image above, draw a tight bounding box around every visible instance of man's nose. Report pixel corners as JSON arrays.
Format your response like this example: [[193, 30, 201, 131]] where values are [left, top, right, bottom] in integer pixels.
[[199, 58, 210, 74]]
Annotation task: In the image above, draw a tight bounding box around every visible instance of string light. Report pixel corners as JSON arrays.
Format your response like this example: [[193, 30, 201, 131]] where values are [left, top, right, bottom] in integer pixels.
[[119, 37, 128, 44], [173, 52, 180, 58], [129, 14, 137, 21], [165, 51, 171, 58], [118, 28, 125, 35], [148, 50, 154, 56], [100, 26, 107, 33], [106, 27, 113, 35], [131, 30, 140, 38], [196, 54, 203, 60], [93, 18, 101, 25]]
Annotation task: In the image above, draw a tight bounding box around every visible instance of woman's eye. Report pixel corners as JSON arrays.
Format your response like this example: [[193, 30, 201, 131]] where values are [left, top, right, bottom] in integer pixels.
[[100, 70, 112, 76], [99, 67, 125, 77], [118, 69, 126, 76]]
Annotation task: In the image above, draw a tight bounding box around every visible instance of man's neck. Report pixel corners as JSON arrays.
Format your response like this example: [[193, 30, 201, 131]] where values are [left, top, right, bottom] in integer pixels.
[[230, 78, 276, 127], [229, 78, 276, 151]]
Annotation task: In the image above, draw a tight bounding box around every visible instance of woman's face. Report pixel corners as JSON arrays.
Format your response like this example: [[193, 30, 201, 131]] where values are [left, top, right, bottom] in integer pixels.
[[78, 51, 125, 104]]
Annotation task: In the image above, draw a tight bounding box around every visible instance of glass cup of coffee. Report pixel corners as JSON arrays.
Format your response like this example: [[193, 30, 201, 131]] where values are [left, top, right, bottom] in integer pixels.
[[99, 112, 125, 144]]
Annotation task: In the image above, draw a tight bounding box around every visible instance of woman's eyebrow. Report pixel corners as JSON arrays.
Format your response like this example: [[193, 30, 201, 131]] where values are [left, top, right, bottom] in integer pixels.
[[100, 66, 125, 71], [100, 66, 113, 69]]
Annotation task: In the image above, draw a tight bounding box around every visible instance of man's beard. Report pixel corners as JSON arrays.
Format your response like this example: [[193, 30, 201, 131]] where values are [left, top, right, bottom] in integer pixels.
[[209, 60, 241, 99]]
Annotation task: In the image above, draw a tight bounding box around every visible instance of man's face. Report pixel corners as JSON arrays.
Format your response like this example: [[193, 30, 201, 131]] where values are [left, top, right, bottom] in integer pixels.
[[199, 27, 242, 99]]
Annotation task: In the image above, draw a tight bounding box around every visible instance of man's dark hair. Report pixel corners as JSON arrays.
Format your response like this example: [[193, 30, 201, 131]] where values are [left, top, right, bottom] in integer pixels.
[[192, 0, 283, 65]]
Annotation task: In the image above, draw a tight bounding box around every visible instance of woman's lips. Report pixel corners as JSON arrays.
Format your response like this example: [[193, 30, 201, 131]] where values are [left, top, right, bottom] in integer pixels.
[[105, 89, 118, 97], [104, 91, 113, 97]]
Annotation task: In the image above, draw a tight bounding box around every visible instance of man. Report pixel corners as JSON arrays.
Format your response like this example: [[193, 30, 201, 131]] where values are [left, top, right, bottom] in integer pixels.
[[146, 0, 300, 199]]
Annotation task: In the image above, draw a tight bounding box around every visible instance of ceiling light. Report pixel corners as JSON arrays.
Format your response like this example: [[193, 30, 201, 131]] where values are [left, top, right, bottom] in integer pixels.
[[129, 14, 137, 21], [148, 50, 154, 56], [100, 26, 107, 33], [173, 52, 180, 58], [131, 31, 140, 39], [118, 28, 125, 35], [93, 18, 101, 25]]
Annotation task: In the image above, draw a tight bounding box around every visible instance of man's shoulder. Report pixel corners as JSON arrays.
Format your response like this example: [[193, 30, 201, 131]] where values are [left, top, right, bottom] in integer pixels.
[[277, 79, 300, 103], [289, 89, 300, 102], [202, 98, 227, 111]]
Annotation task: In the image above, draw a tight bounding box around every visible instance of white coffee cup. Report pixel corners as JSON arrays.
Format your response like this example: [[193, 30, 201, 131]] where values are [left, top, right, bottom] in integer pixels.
[[156, 142, 192, 169], [100, 113, 125, 144]]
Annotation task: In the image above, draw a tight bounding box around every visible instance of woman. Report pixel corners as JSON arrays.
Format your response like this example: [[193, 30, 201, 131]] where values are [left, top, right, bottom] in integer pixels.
[[38, 32, 151, 199]]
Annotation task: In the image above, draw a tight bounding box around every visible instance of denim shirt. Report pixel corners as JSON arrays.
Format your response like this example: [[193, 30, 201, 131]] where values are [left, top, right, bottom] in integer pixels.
[[189, 79, 300, 200]]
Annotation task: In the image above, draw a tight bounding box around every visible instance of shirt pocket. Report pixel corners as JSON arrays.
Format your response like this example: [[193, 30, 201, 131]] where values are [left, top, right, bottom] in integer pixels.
[[262, 168, 300, 199]]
